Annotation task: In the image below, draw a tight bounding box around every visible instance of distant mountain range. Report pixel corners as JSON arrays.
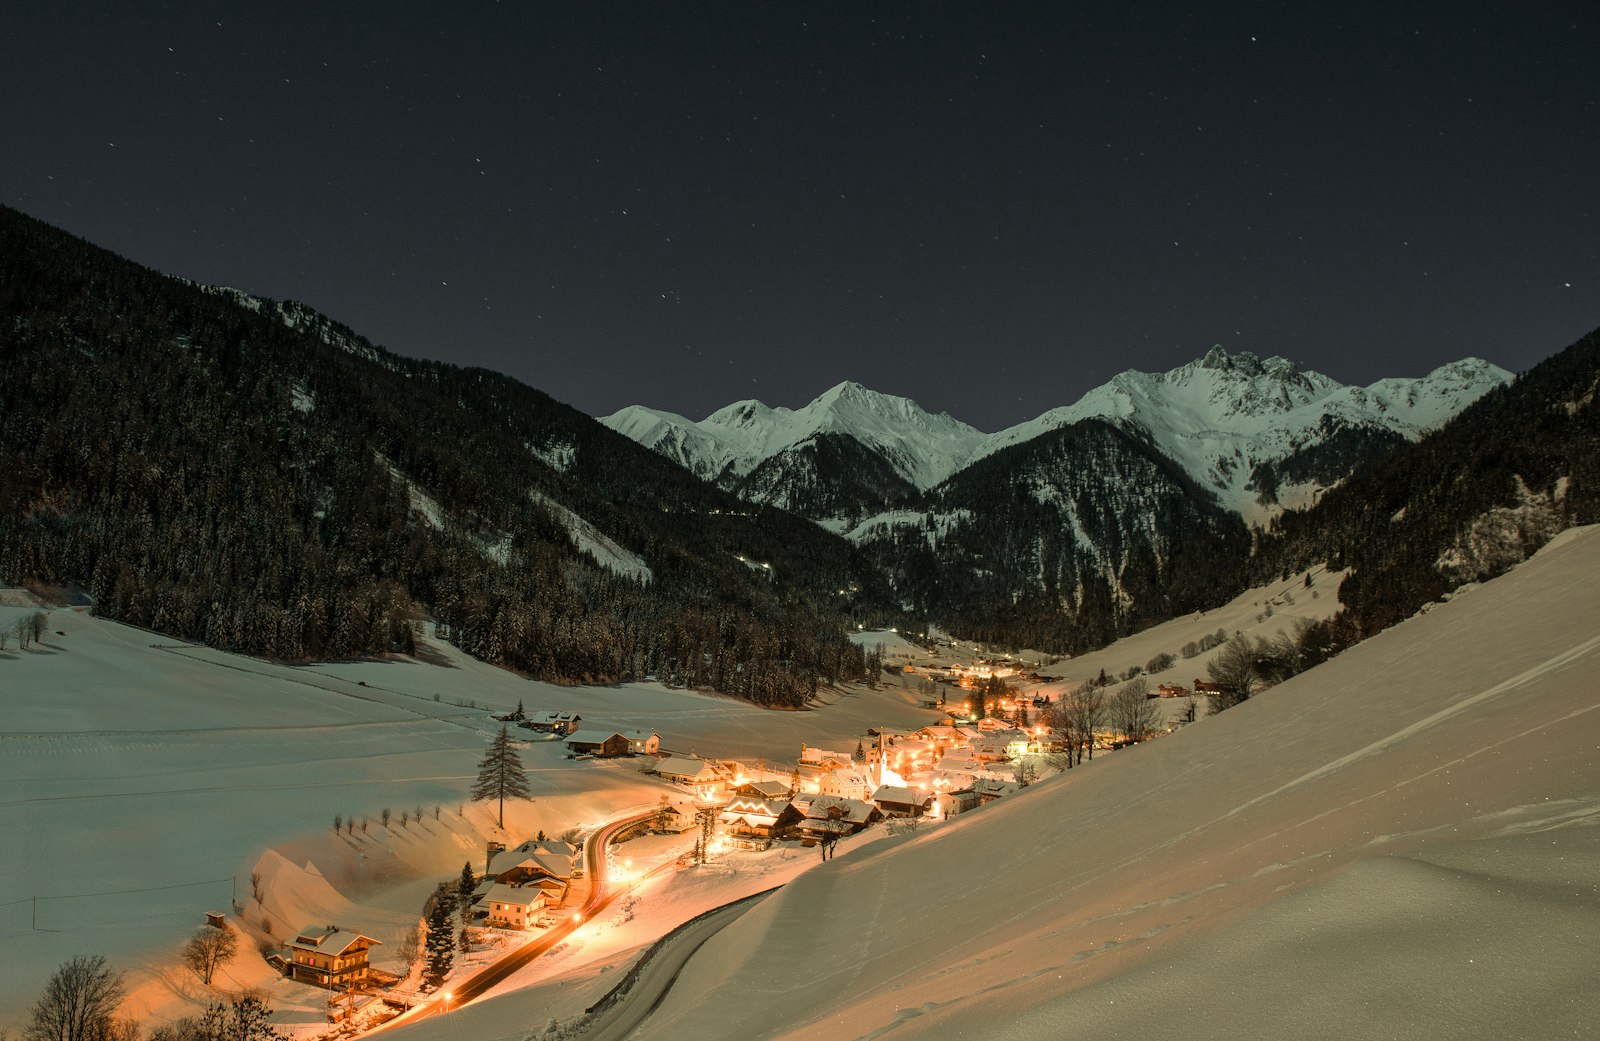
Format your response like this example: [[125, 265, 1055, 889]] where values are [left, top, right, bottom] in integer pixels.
[[3, 202, 1593, 680], [603, 350, 1511, 530]]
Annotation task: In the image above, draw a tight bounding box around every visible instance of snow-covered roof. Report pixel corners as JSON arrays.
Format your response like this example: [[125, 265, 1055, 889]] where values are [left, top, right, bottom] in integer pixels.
[[657, 756, 719, 780], [723, 796, 789, 818], [489, 850, 575, 880], [799, 746, 855, 764], [288, 926, 379, 955], [737, 779, 793, 799], [512, 837, 579, 858], [565, 729, 625, 746], [796, 795, 876, 824], [872, 785, 931, 807], [474, 883, 545, 909]]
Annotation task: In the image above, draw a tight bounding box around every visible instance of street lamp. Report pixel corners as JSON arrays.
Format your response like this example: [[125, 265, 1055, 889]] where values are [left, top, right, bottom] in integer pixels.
[[441, 990, 451, 1015]]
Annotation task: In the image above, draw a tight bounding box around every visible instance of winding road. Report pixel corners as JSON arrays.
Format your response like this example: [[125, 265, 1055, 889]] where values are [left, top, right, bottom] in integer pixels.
[[573, 888, 776, 1041], [377, 808, 658, 1030]]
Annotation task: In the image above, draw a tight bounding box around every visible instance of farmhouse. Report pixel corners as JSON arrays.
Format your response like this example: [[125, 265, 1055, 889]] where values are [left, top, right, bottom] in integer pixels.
[[717, 796, 799, 850], [972, 778, 1021, 803], [798, 745, 855, 776], [620, 729, 661, 755], [564, 730, 631, 758], [817, 770, 871, 801], [656, 756, 726, 798], [734, 779, 794, 801], [524, 711, 583, 735], [489, 840, 578, 882], [474, 883, 546, 929], [287, 925, 381, 991], [791, 794, 878, 843], [653, 803, 698, 834], [872, 785, 932, 818]]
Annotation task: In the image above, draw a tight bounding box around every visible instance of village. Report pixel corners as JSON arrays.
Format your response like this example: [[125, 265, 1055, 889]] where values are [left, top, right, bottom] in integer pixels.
[[260, 646, 1212, 1037]]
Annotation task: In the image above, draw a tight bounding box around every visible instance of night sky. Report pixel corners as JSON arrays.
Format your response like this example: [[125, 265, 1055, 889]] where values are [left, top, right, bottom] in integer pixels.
[[4, 2, 1595, 428]]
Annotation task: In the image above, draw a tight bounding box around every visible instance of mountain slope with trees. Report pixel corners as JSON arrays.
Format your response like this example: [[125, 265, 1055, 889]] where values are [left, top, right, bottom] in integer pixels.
[[0, 206, 889, 705], [1254, 324, 1600, 641], [852, 420, 1253, 653]]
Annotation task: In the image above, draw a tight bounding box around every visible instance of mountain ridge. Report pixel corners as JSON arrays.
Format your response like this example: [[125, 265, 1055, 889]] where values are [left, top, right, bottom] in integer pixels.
[[606, 351, 1512, 527]]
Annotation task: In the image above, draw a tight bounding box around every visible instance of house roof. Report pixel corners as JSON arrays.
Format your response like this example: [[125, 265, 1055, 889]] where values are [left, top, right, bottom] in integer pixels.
[[796, 794, 876, 823], [797, 817, 854, 835], [724, 796, 789, 817], [872, 785, 931, 806], [566, 729, 629, 745], [737, 780, 793, 799], [973, 778, 1021, 798], [475, 883, 544, 909], [534, 711, 581, 723], [657, 756, 719, 780], [288, 926, 380, 955], [799, 746, 855, 764], [513, 837, 580, 857], [489, 849, 575, 880], [620, 729, 659, 742]]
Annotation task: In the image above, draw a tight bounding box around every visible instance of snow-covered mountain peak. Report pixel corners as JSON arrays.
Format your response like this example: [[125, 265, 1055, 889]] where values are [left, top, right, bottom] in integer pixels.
[[605, 382, 985, 493], [977, 348, 1510, 521], [703, 398, 777, 430], [606, 348, 1510, 527]]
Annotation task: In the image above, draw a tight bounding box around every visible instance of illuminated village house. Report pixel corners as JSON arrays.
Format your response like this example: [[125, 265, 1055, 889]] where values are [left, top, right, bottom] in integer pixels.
[[287, 926, 380, 990], [474, 883, 547, 929], [655, 756, 727, 799], [564, 729, 659, 757], [524, 711, 583, 735], [717, 796, 799, 850]]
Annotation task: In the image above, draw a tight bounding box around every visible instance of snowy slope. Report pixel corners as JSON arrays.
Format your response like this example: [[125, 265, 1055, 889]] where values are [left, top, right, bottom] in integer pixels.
[[602, 381, 986, 491], [632, 525, 1600, 1041], [0, 603, 942, 1028], [980, 347, 1511, 520]]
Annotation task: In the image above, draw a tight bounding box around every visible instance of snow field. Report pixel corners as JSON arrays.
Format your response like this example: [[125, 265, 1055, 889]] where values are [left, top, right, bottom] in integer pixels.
[[0, 603, 940, 1031], [629, 527, 1600, 1041]]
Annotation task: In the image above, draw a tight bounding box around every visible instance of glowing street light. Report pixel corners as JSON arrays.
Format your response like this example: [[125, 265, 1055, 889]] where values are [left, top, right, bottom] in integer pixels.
[[441, 990, 452, 1015]]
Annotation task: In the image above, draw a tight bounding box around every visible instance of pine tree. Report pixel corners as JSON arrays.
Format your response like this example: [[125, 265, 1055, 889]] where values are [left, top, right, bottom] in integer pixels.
[[422, 894, 454, 990], [456, 862, 476, 911], [470, 725, 531, 828]]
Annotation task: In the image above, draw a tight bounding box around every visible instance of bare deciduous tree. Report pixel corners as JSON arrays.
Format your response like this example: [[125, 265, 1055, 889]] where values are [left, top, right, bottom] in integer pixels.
[[181, 928, 238, 986], [25, 956, 125, 1041], [1108, 679, 1162, 744], [1057, 683, 1106, 765]]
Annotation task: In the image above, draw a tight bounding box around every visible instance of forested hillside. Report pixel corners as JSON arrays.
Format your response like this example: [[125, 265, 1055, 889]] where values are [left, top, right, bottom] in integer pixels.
[[0, 207, 890, 705], [1255, 325, 1600, 640], [853, 420, 1254, 654]]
